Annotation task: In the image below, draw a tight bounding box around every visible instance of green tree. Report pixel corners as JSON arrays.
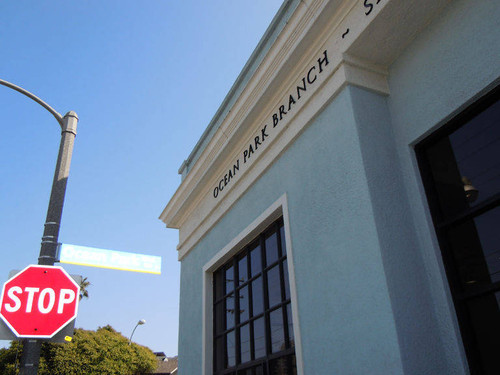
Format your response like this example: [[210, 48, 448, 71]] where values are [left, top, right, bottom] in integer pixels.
[[0, 340, 22, 375], [0, 326, 157, 375]]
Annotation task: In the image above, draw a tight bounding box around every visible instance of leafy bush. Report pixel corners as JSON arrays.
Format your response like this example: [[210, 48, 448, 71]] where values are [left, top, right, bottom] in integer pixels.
[[0, 326, 157, 375]]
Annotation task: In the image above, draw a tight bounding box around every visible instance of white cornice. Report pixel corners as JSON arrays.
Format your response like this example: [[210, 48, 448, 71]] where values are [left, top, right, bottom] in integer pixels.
[[160, 0, 334, 227], [160, 0, 451, 260]]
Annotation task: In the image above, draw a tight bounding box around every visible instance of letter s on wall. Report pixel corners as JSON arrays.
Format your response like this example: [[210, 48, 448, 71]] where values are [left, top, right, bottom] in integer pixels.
[[364, 0, 373, 15]]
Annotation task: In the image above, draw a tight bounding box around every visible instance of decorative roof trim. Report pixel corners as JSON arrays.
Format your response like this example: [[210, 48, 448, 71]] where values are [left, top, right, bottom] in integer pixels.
[[178, 0, 301, 178], [161, 0, 451, 260]]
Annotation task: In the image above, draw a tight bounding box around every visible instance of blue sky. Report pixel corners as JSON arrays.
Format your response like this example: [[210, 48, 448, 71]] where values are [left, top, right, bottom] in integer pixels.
[[0, 0, 284, 355]]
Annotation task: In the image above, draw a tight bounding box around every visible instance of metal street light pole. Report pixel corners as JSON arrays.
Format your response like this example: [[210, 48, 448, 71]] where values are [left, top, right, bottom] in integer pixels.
[[129, 319, 146, 345], [38, 111, 78, 266], [0, 79, 79, 375]]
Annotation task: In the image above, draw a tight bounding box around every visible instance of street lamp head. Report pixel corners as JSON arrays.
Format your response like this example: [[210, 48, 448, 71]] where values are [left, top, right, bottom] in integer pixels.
[[129, 319, 146, 345]]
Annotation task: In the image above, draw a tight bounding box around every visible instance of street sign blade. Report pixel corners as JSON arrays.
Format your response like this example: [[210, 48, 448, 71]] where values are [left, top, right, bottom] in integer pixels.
[[57, 244, 162, 274]]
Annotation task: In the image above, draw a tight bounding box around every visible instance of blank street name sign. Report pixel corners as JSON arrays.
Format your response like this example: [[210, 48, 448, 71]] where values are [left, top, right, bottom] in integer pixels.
[[57, 244, 161, 274]]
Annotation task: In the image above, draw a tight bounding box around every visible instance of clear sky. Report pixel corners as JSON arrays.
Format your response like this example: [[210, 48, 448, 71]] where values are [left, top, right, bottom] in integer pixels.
[[0, 0, 284, 356]]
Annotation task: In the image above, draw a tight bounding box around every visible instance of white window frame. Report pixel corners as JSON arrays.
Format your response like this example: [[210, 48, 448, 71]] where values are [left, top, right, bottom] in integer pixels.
[[202, 193, 303, 375]]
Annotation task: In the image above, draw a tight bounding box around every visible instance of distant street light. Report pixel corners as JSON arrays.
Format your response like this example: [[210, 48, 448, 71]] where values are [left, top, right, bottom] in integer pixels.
[[129, 319, 146, 345], [0, 78, 79, 375]]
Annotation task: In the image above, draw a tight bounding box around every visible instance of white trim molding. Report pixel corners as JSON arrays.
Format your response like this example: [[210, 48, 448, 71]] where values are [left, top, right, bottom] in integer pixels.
[[201, 194, 304, 375], [160, 0, 450, 261]]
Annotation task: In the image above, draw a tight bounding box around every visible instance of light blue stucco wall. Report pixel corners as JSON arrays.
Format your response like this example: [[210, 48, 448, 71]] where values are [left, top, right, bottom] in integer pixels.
[[384, 0, 500, 373], [179, 87, 405, 375], [176, 0, 500, 373]]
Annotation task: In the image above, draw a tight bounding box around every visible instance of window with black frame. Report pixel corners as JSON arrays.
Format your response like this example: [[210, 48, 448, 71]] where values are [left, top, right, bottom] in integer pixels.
[[213, 219, 296, 375], [417, 87, 500, 375]]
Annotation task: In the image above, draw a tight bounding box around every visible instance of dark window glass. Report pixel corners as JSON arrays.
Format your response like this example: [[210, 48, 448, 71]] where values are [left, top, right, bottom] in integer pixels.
[[236, 365, 265, 375], [239, 255, 248, 285], [446, 206, 500, 287], [226, 293, 235, 330], [215, 301, 224, 335], [417, 88, 500, 375], [280, 225, 286, 256], [227, 330, 236, 368], [215, 270, 224, 301], [269, 354, 296, 375], [449, 99, 500, 208], [283, 260, 290, 300], [269, 357, 288, 375], [240, 323, 251, 364], [270, 308, 285, 353], [239, 285, 250, 323], [423, 99, 500, 220], [214, 219, 294, 374], [253, 317, 266, 359], [251, 277, 264, 317], [226, 266, 235, 295], [286, 303, 294, 348], [250, 244, 262, 277], [215, 335, 224, 372], [475, 209, 500, 283], [465, 292, 500, 374], [267, 265, 282, 308], [265, 232, 279, 265], [290, 354, 297, 375]]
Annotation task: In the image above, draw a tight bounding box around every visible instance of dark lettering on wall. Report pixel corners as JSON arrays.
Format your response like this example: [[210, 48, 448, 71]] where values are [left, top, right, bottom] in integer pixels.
[[296, 78, 307, 100], [213, 159, 241, 198], [244, 144, 255, 163], [213, 50, 330, 198], [279, 105, 287, 120], [307, 66, 317, 84], [273, 113, 279, 127], [272, 50, 329, 130], [317, 50, 329, 73], [233, 159, 240, 175], [261, 126, 268, 142], [254, 135, 262, 150], [364, 0, 381, 16], [288, 95, 296, 111]]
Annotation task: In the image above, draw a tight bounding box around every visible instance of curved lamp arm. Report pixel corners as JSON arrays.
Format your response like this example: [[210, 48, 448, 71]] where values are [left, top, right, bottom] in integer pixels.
[[0, 78, 63, 127], [0, 77, 79, 375], [129, 319, 146, 345]]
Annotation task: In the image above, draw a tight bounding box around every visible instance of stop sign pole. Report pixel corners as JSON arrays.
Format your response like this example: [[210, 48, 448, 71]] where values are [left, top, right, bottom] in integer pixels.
[[0, 79, 79, 375]]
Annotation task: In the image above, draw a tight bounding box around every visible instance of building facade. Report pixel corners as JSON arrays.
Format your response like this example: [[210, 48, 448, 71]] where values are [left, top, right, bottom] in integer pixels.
[[160, 0, 500, 373]]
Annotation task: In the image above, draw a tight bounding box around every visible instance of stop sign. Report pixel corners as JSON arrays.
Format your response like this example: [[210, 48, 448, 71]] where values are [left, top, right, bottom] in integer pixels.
[[0, 265, 80, 338]]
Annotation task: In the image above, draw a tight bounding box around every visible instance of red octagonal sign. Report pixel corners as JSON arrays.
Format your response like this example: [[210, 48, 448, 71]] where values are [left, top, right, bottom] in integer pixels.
[[0, 265, 80, 338]]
